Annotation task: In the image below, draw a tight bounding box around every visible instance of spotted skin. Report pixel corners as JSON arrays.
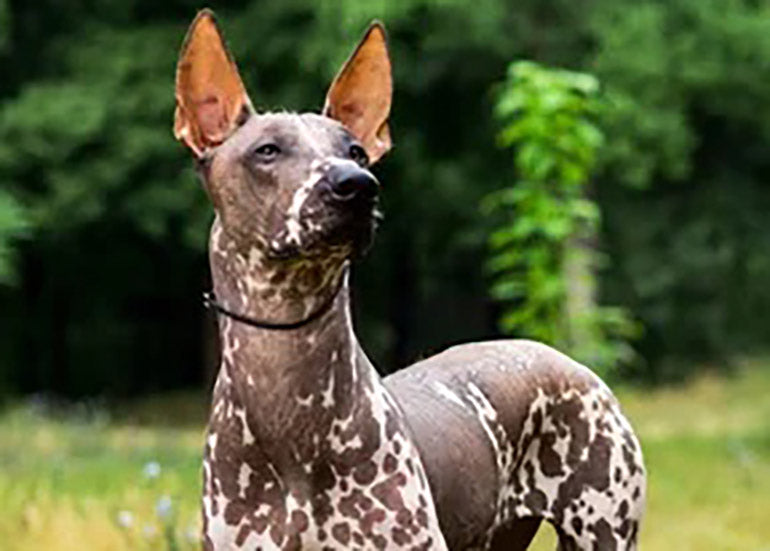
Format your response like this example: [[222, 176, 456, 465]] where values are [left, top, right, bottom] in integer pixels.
[[388, 341, 646, 550]]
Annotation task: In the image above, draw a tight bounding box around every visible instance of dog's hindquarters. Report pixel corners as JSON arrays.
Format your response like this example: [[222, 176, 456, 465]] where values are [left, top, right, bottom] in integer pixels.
[[386, 340, 646, 550]]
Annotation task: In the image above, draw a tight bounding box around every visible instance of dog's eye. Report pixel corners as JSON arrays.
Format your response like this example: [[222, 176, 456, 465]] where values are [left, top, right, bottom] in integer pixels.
[[252, 143, 281, 163], [349, 144, 369, 167]]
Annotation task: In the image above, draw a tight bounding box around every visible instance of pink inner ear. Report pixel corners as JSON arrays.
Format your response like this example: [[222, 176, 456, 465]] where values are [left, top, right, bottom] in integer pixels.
[[196, 95, 226, 145], [340, 101, 363, 118]]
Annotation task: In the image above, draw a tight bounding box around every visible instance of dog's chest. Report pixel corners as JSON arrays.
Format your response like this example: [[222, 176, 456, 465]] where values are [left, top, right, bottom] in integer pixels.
[[201, 361, 445, 550]]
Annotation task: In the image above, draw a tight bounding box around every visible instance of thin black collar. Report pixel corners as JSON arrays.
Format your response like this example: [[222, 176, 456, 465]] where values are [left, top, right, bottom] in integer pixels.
[[203, 269, 347, 331]]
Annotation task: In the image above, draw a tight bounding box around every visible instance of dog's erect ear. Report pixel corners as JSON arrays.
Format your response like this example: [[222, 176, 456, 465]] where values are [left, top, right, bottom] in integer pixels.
[[323, 22, 392, 164], [174, 9, 253, 157]]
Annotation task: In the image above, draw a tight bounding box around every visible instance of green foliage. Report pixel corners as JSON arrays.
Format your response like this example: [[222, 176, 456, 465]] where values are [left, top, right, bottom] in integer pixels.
[[588, 0, 770, 376], [0, 191, 28, 284], [485, 61, 637, 375], [0, 0, 769, 392]]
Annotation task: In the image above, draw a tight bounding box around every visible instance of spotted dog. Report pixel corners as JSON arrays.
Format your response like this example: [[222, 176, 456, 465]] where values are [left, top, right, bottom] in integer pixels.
[[173, 10, 646, 550]]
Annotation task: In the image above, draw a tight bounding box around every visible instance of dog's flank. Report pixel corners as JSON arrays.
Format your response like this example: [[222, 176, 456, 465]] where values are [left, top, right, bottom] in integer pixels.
[[173, 9, 645, 550]]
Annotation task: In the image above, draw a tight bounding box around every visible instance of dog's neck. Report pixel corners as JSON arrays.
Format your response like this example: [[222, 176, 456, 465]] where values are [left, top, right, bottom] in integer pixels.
[[207, 217, 363, 446], [202, 217, 445, 550]]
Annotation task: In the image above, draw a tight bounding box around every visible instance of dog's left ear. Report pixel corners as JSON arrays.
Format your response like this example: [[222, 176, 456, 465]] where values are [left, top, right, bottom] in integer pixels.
[[323, 22, 392, 164]]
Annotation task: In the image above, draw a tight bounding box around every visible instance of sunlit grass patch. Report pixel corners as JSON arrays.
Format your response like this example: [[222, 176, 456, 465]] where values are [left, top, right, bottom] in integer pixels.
[[0, 402, 203, 551]]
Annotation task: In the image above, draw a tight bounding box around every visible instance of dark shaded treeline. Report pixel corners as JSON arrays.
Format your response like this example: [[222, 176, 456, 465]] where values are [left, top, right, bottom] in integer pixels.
[[1, 0, 769, 396]]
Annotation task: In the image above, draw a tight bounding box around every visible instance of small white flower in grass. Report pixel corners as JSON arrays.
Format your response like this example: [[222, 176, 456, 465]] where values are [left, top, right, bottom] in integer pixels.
[[156, 495, 173, 519], [142, 460, 161, 479], [116, 510, 133, 528], [186, 526, 200, 543], [142, 524, 157, 538]]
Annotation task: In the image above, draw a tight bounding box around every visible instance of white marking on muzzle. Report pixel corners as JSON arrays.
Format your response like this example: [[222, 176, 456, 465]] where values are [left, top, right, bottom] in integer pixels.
[[285, 160, 325, 245]]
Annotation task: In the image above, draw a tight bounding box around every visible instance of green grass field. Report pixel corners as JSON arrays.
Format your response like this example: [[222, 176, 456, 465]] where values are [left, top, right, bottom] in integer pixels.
[[1, 363, 769, 550]]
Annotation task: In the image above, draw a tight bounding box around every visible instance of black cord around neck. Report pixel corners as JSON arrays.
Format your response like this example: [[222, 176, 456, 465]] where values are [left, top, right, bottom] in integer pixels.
[[202, 269, 347, 330]]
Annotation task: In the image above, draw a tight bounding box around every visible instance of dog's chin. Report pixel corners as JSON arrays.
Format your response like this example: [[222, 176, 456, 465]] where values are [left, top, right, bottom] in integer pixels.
[[268, 214, 378, 263]]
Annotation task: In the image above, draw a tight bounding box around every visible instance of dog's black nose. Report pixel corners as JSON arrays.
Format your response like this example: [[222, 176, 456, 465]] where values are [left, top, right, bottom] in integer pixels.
[[328, 163, 379, 201]]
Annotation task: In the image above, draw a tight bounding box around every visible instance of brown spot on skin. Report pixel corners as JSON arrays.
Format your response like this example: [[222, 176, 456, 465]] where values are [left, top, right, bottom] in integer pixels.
[[360, 508, 386, 535], [373, 534, 388, 549], [385, 410, 399, 439], [235, 523, 251, 546], [393, 440, 402, 455], [589, 518, 617, 551], [284, 533, 301, 550], [224, 500, 248, 525], [395, 508, 413, 527], [339, 489, 366, 519], [311, 493, 334, 527], [538, 431, 565, 476], [352, 531, 365, 545], [331, 522, 351, 545], [392, 526, 413, 545], [623, 430, 638, 451], [616, 500, 629, 519], [415, 508, 428, 528], [623, 444, 641, 476], [291, 509, 309, 533], [353, 460, 378, 485], [617, 518, 631, 539], [254, 514, 268, 534], [571, 516, 584, 536], [371, 473, 407, 511], [383, 453, 398, 474], [523, 489, 547, 515], [359, 495, 374, 510], [270, 523, 284, 546]]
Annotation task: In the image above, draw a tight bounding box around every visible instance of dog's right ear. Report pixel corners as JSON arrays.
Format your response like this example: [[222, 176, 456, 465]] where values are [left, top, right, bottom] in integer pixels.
[[174, 9, 253, 158]]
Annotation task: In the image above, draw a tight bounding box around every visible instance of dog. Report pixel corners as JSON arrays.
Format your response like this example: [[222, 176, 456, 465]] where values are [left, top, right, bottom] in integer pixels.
[[173, 10, 646, 550]]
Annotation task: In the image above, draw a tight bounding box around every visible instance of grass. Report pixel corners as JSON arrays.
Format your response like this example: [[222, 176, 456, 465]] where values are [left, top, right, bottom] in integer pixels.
[[1, 363, 769, 550]]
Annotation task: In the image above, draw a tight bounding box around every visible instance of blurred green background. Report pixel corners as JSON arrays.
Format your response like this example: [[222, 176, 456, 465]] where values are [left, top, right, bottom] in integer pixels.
[[3, 0, 770, 396], [1, 0, 769, 548]]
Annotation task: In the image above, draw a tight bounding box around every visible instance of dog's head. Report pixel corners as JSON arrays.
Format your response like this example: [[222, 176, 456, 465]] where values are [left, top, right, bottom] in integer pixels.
[[174, 10, 391, 267]]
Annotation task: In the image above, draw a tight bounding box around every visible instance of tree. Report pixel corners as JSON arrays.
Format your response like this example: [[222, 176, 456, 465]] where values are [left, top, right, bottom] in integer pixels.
[[484, 61, 638, 376]]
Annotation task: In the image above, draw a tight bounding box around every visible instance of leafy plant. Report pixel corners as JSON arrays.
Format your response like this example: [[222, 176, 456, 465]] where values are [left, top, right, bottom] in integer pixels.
[[484, 61, 638, 376]]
